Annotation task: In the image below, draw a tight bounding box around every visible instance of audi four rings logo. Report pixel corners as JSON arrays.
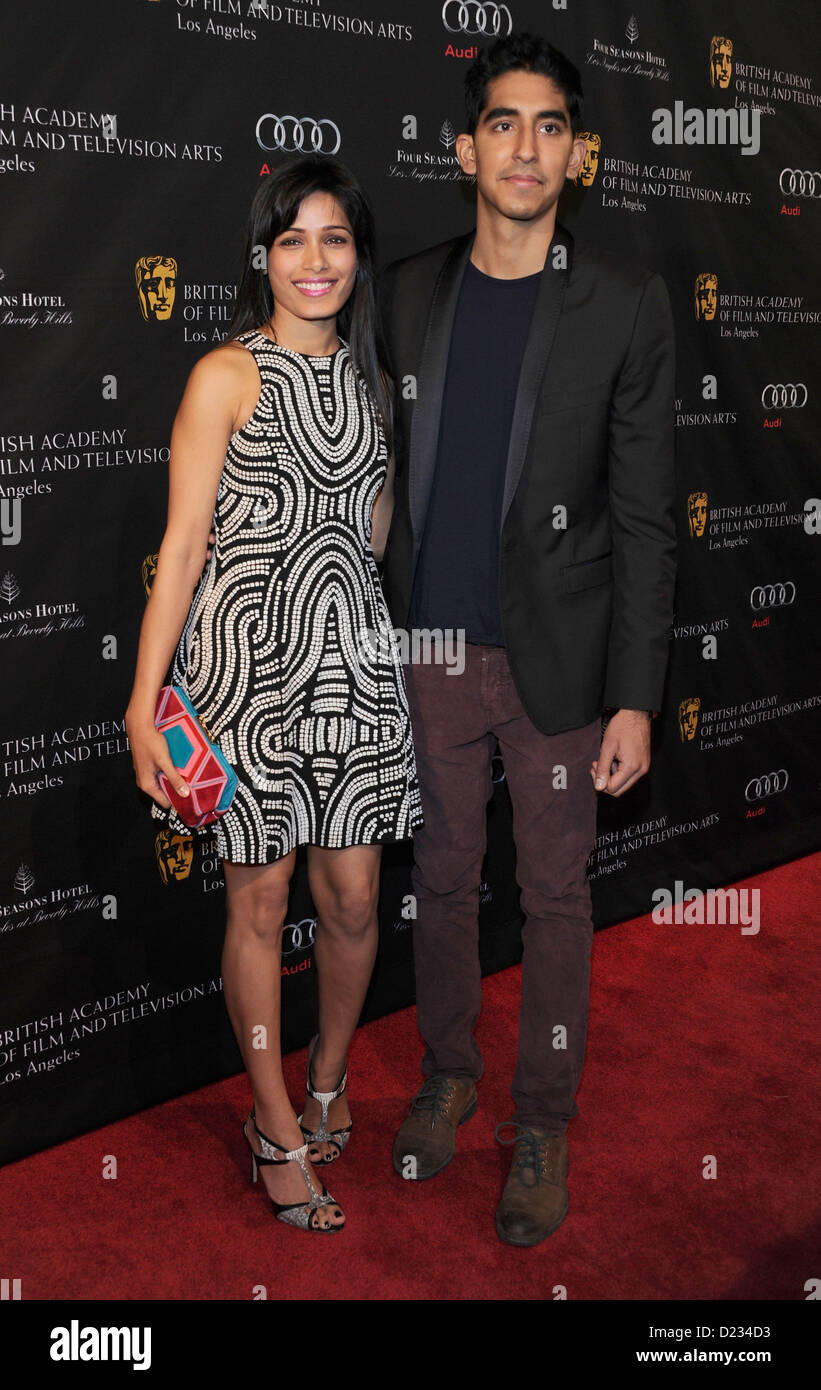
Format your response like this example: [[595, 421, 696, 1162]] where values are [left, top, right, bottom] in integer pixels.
[[744, 770, 789, 802], [281, 918, 317, 955], [256, 115, 341, 155], [761, 383, 808, 409], [779, 168, 821, 197], [750, 582, 796, 609], [441, 1, 513, 36]]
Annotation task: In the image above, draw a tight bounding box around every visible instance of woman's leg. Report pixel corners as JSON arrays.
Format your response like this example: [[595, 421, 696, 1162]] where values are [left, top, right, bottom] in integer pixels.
[[301, 844, 382, 1161], [222, 852, 344, 1228]]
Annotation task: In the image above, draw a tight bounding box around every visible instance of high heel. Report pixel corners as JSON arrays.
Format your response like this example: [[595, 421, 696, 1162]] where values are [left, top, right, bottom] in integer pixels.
[[298, 1033, 353, 1165], [242, 1108, 344, 1232]]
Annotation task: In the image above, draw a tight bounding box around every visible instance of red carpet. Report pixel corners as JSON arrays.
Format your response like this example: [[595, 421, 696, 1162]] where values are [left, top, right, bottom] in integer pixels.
[[1, 852, 818, 1300]]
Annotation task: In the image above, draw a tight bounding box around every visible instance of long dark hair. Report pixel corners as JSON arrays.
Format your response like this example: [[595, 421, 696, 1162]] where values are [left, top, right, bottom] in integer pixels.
[[228, 156, 392, 448]]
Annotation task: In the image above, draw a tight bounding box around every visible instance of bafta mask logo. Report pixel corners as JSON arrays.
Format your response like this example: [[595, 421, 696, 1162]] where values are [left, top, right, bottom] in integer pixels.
[[694, 272, 718, 321], [142, 552, 158, 599], [709, 35, 733, 89], [688, 491, 708, 538], [575, 132, 601, 187], [135, 255, 177, 322], [155, 828, 194, 883], [678, 697, 701, 743]]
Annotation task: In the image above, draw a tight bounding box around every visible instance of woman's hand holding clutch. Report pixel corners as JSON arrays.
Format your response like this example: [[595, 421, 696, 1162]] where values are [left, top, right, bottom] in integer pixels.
[[125, 708, 190, 811]]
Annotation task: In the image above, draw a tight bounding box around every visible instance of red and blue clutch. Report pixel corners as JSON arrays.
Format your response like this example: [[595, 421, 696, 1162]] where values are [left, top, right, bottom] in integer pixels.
[[154, 684, 238, 828]]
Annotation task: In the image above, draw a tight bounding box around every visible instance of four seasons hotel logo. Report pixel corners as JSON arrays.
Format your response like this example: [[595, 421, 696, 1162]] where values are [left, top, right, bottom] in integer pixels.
[[135, 255, 177, 322]]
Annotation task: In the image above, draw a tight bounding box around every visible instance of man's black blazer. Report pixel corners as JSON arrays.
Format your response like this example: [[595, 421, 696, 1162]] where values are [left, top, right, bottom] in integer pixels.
[[378, 222, 677, 736]]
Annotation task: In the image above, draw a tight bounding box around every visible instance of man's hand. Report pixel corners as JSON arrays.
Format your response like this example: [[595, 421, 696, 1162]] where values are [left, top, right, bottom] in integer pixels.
[[205, 528, 216, 564], [590, 709, 652, 797]]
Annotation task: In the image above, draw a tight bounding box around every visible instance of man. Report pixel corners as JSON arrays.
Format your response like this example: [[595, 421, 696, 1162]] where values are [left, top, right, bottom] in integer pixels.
[[378, 32, 677, 1247]]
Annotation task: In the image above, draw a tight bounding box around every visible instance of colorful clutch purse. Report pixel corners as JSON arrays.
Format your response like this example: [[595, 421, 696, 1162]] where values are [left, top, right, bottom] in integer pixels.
[[154, 684, 238, 828]]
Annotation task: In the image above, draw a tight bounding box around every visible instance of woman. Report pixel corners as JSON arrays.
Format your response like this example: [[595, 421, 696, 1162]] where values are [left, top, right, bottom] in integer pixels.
[[124, 156, 423, 1233]]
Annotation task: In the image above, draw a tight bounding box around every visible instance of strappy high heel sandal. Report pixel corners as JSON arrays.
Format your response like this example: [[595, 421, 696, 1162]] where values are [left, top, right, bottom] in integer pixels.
[[242, 1108, 344, 1232], [298, 1034, 353, 1165]]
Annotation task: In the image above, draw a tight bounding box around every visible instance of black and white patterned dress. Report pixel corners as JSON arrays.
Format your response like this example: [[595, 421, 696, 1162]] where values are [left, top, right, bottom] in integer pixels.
[[151, 330, 423, 863]]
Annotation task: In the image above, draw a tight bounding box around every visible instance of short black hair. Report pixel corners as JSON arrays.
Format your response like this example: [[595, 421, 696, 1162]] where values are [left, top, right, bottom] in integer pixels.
[[464, 31, 584, 135]]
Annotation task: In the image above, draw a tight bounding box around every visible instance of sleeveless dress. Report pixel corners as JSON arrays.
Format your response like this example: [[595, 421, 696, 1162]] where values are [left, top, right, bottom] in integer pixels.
[[150, 329, 424, 864]]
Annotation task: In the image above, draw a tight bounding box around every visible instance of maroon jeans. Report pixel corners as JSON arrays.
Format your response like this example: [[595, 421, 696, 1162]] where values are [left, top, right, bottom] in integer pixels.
[[403, 641, 601, 1135]]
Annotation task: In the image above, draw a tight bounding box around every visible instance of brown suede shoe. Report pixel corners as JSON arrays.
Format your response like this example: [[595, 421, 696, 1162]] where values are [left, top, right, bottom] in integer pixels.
[[392, 1076, 478, 1180], [494, 1122, 569, 1246]]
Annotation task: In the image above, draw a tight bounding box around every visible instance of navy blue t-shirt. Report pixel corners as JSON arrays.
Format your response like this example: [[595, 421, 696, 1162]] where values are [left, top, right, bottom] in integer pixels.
[[407, 259, 541, 646]]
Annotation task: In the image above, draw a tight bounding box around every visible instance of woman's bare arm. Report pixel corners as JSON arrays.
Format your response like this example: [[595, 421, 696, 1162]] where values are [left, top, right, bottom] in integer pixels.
[[369, 452, 396, 563], [124, 345, 248, 803]]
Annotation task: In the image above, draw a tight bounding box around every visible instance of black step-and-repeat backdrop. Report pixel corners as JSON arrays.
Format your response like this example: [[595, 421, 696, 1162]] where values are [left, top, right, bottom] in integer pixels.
[[1, 1, 819, 1166]]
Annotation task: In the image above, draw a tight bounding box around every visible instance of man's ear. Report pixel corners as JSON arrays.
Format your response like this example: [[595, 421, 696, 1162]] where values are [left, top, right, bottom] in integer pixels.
[[567, 136, 588, 182], [456, 132, 476, 176]]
